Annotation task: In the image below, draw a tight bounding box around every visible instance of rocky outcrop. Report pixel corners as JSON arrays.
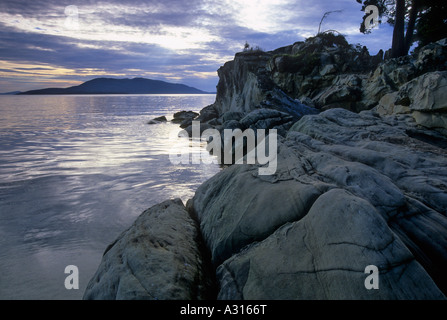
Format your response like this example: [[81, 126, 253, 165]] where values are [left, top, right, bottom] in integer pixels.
[[376, 71, 447, 135], [83, 199, 214, 300], [217, 188, 443, 299], [85, 35, 447, 300], [187, 43, 322, 137], [189, 108, 447, 299], [271, 35, 447, 113], [186, 35, 446, 142]]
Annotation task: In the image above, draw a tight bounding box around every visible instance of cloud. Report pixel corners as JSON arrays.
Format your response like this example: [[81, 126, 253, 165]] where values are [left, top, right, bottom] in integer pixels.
[[0, 0, 393, 92]]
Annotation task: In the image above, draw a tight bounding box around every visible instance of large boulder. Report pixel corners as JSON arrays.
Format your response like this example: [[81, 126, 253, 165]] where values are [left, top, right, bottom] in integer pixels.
[[313, 74, 364, 110], [147, 116, 167, 124], [195, 105, 219, 123], [189, 164, 325, 266], [239, 108, 295, 134], [376, 71, 447, 134], [217, 189, 444, 300], [397, 71, 447, 112], [88, 37, 447, 301], [189, 108, 447, 299], [83, 199, 214, 300], [171, 110, 199, 128], [362, 38, 447, 110]]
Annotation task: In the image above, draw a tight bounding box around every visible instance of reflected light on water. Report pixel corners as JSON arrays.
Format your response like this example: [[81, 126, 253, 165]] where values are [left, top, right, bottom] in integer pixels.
[[0, 94, 220, 299]]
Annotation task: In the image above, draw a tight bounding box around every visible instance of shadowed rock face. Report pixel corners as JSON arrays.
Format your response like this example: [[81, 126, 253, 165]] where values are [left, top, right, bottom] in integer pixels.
[[189, 108, 447, 299], [83, 199, 214, 300], [187, 37, 447, 140]]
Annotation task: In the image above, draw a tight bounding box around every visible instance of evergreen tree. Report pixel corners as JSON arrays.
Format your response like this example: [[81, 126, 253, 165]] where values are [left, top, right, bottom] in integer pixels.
[[415, 0, 447, 47], [357, 0, 447, 57]]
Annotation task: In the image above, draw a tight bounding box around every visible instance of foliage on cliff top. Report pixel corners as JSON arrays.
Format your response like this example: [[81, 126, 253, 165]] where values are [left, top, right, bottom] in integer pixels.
[[271, 33, 350, 75], [241, 42, 265, 55], [306, 32, 350, 49]]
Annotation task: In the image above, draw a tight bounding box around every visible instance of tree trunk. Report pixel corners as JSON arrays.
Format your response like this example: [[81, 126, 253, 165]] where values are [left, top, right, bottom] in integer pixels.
[[405, 0, 419, 53], [391, 0, 407, 58]]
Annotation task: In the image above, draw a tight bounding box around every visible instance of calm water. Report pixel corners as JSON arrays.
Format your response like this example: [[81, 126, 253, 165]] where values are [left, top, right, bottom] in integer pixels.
[[0, 94, 220, 300]]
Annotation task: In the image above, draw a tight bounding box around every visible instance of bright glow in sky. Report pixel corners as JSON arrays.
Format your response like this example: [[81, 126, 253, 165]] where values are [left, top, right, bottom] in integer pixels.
[[0, 0, 394, 93]]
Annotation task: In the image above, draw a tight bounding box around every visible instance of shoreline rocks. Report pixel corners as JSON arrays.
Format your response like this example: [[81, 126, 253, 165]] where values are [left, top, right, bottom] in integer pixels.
[[147, 116, 167, 124], [188, 108, 447, 299], [376, 71, 447, 135], [83, 199, 215, 300], [171, 111, 199, 128], [217, 187, 444, 299], [85, 35, 447, 300]]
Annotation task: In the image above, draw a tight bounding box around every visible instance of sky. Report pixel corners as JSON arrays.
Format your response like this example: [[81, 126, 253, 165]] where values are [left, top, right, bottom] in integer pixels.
[[0, 0, 395, 93]]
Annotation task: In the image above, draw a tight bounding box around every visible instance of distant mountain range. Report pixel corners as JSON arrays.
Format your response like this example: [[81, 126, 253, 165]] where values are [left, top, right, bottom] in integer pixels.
[[0, 91, 21, 95], [17, 78, 212, 95]]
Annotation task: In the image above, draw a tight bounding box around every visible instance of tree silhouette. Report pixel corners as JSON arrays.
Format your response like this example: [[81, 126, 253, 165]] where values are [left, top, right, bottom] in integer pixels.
[[357, 0, 446, 57]]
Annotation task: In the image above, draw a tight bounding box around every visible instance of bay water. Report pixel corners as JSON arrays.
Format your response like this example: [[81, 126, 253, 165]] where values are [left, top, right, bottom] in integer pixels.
[[0, 94, 220, 299]]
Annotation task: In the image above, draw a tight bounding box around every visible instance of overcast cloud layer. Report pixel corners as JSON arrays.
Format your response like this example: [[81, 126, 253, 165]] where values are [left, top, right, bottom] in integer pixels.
[[0, 0, 394, 92]]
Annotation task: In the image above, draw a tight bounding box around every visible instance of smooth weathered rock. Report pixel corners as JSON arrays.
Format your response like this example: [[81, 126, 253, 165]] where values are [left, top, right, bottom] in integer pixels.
[[374, 71, 447, 133], [83, 199, 214, 300], [398, 71, 447, 112], [220, 111, 246, 123], [320, 63, 337, 76], [239, 109, 294, 130], [171, 110, 199, 128], [191, 37, 447, 299], [259, 88, 318, 119], [313, 74, 363, 110], [412, 111, 447, 133], [91, 36, 447, 301], [190, 108, 447, 298], [147, 116, 167, 124], [217, 189, 444, 300], [190, 164, 325, 266], [375, 92, 410, 115], [183, 122, 214, 137], [195, 105, 219, 123], [171, 111, 199, 123], [221, 119, 242, 131]]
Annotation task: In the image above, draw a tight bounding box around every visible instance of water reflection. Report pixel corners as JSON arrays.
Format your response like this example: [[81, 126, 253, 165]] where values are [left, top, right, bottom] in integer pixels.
[[0, 94, 219, 299]]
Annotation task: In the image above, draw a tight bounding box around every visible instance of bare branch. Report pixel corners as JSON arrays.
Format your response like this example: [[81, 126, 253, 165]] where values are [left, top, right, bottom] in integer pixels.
[[318, 10, 343, 35]]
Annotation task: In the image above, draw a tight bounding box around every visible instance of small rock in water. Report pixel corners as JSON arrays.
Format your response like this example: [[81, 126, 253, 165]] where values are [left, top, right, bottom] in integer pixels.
[[171, 111, 199, 124], [147, 116, 167, 124]]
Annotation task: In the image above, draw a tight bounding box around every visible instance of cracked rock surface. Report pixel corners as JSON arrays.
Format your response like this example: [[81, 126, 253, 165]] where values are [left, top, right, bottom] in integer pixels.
[[189, 108, 447, 299]]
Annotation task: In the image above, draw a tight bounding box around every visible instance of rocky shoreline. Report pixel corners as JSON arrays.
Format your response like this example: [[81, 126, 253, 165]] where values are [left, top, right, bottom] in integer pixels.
[[84, 34, 447, 300]]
